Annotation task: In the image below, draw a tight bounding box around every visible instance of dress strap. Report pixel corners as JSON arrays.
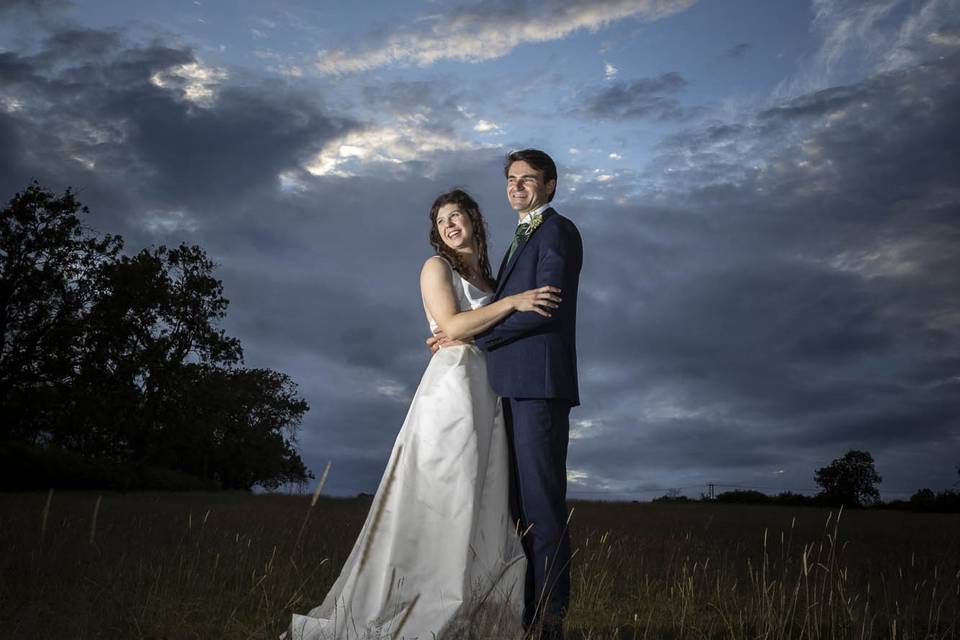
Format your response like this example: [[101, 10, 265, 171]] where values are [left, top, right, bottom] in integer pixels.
[[433, 253, 457, 274]]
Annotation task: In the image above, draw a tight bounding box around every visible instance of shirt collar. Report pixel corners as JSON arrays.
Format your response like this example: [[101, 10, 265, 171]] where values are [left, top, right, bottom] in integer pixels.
[[517, 203, 551, 226]]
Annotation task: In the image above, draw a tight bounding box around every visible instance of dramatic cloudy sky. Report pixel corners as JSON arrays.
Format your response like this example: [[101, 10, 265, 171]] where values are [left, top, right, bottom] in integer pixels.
[[2, 0, 958, 499]]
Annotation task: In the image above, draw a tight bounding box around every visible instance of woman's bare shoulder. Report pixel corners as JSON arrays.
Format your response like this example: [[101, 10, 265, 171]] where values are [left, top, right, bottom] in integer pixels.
[[422, 254, 453, 274]]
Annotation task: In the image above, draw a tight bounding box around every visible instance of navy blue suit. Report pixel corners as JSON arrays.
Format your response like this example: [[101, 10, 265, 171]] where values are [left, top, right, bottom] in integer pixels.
[[474, 207, 582, 637]]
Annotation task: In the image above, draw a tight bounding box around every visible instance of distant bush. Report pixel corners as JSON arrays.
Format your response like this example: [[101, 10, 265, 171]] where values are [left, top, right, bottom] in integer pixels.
[[653, 494, 692, 503], [648, 485, 958, 511], [715, 490, 771, 504], [910, 488, 937, 508], [773, 491, 818, 506], [881, 488, 960, 513]]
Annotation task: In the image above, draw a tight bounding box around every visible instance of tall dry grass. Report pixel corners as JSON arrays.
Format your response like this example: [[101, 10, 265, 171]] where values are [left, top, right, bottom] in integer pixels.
[[0, 492, 956, 639]]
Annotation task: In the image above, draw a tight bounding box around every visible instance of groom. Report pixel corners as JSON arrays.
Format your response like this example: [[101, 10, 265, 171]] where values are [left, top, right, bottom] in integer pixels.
[[476, 149, 582, 639]]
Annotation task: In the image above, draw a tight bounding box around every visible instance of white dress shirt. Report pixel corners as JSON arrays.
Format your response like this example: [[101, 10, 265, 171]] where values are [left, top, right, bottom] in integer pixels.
[[518, 203, 552, 226]]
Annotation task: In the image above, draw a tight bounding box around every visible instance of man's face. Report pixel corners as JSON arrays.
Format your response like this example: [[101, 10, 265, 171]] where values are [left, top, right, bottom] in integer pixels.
[[506, 160, 555, 214]]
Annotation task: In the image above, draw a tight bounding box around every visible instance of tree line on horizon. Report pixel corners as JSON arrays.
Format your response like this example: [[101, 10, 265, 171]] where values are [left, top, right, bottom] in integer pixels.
[[654, 450, 960, 513], [0, 182, 312, 491]]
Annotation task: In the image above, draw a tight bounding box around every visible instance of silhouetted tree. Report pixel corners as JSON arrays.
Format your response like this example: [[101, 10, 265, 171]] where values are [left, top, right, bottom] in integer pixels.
[[74, 244, 242, 466], [814, 449, 882, 507], [715, 489, 770, 504], [212, 367, 311, 490], [909, 488, 936, 509], [156, 364, 310, 489], [775, 491, 816, 506], [653, 491, 690, 503], [0, 182, 122, 443], [1, 182, 312, 490]]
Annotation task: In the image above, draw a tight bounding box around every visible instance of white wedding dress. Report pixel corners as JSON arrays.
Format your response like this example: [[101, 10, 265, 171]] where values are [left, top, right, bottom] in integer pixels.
[[287, 258, 526, 640]]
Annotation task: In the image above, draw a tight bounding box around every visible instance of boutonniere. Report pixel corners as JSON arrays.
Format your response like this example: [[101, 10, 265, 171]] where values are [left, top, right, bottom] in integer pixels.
[[522, 212, 544, 240]]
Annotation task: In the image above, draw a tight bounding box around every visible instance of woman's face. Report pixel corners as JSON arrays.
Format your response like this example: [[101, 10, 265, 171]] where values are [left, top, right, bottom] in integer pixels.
[[435, 202, 474, 252]]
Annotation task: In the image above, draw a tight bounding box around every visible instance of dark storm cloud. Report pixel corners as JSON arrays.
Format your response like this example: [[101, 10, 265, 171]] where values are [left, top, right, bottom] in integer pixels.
[[577, 417, 787, 470], [0, 35, 346, 225], [562, 50, 960, 497], [361, 80, 456, 115], [930, 23, 960, 43], [0, 0, 69, 14], [724, 42, 752, 58], [36, 26, 122, 60], [570, 72, 693, 120], [758, 84, 865, 121]]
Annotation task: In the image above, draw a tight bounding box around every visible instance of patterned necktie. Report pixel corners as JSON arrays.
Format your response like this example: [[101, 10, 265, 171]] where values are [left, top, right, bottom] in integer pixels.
[[507, 222, 530, 262]]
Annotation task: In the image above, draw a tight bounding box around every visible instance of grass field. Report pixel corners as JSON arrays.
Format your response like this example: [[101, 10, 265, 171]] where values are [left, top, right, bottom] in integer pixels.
[[0, 491, 957, 639]]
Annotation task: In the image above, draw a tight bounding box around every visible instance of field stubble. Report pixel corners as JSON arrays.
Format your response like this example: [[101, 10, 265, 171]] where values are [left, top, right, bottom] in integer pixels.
[[0, 491, 957, 639]]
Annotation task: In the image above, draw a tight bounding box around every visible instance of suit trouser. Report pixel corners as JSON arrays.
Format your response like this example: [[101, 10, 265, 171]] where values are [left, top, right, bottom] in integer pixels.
[[503, 397, 572, 635]]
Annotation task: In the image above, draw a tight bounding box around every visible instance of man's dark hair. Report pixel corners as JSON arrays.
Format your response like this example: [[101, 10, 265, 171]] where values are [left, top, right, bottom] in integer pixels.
[[504, 149, 558, 202]]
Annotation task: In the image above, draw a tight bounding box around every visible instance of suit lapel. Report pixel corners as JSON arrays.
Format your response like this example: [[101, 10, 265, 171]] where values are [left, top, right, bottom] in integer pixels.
[[495, 208, 555, 297]]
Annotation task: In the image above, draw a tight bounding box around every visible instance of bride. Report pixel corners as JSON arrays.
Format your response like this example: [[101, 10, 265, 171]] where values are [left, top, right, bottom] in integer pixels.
[[287, 189, 562, 640]]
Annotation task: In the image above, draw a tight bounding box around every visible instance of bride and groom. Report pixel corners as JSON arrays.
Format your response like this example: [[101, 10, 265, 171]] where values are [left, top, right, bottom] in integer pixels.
[[288, 149, 582, 640]]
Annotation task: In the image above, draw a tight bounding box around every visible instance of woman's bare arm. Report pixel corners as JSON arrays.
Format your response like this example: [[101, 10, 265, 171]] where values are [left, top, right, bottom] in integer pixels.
[[420, 256, 559, 342]]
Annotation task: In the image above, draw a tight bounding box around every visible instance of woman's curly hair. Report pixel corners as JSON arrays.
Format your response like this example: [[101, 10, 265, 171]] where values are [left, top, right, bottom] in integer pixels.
[[428, 189, 495, 289]]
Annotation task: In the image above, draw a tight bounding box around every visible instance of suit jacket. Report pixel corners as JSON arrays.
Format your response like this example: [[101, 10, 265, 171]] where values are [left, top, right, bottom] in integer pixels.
[[474, 207, 582, 406]]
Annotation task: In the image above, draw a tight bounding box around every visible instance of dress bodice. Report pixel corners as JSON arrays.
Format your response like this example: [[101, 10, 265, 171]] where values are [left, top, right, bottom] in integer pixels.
[[425, 257, 493, 333]]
